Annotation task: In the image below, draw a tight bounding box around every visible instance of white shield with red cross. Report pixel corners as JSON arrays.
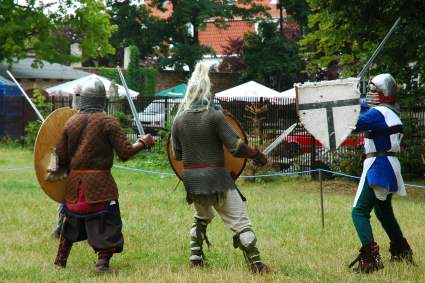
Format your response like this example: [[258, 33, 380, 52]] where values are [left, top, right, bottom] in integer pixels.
[[295, 78, 361, 150]]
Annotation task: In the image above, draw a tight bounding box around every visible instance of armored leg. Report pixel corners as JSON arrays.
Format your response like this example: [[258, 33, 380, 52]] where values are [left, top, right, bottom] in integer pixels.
[[233, 228, 270, 273], [189, 218, 210, 267], [54, 234, 73, 268]]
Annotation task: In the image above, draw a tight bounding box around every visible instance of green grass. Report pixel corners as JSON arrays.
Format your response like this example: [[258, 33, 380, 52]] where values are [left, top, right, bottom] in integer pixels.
[[1, 146, 425, 282]]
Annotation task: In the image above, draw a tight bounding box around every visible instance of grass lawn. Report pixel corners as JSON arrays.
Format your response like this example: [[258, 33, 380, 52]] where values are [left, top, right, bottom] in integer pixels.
[[0, 145, 424, 282]]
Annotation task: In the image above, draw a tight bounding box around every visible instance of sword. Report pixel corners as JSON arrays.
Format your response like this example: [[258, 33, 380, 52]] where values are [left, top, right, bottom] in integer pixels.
[[263, 123, 297, 155], [116, 66, 145, 136], [357, 17, 401, 78], [7, 70, 45, 122]]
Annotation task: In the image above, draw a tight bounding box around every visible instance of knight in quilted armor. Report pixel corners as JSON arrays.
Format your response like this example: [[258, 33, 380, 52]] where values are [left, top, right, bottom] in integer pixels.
[[52, 77, 155, 273], [349, 74, 413, 273], [171, 62, 270, 273]]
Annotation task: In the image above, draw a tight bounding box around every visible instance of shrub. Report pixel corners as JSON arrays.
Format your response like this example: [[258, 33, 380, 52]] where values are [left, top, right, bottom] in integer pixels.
[[22, 90, 52, 147], [331, 149, 363, 177]]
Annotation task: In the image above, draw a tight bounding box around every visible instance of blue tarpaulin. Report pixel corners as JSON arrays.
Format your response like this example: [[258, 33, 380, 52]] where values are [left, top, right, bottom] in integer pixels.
[[0, 75, 20, 96]]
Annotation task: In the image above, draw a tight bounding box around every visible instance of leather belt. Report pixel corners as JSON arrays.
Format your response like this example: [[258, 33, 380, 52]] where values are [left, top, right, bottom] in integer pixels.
[[184, 163, 224, 169], [71, 169, 110, 174], [365, 151, 396, 159]]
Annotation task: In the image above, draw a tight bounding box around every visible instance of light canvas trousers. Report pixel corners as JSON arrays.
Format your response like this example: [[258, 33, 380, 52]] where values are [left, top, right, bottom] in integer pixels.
[[193, 188, 252, 233]]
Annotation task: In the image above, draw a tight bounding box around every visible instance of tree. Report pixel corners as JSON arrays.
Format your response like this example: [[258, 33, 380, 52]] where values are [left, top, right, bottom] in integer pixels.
[[299, 0, 425, 99], [218, 37, 245, 73], [299, 0, 425, 179], [0, 0, 115, 66], [277, 0, 309, 36], [149, 0, 269, 71], [106, 0, 167, 65], [242, 21, 301, 91]]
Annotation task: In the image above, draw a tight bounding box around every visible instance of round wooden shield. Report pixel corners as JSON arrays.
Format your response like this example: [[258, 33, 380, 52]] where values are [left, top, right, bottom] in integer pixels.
[[34, 107, 78, 203], [167, 111, 248, 180]]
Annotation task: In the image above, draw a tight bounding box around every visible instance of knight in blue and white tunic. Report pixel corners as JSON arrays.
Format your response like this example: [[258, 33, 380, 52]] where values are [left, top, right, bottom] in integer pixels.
[[349, 74, 414, 273]]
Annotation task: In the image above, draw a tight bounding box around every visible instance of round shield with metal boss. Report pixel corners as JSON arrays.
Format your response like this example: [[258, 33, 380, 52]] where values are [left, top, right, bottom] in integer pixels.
[[34, 107, 78, 203]]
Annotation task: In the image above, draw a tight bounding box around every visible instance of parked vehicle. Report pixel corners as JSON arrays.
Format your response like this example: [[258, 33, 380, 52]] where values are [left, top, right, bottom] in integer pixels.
[[136, 99, 181, 135], [279, 130, 364, 159]]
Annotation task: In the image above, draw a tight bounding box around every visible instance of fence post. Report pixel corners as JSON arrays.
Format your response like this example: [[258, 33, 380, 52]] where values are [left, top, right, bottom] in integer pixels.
[[319, 169, 325, 229], [310, 134, 316, 180]]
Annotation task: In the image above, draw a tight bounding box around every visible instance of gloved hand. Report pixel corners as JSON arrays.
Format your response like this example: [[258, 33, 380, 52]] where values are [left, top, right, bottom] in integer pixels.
[[139, 134, 155, 148], [253, 149, 267, 167]]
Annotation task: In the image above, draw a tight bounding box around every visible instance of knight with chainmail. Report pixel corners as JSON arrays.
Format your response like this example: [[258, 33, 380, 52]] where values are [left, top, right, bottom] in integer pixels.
[[349, 74, 414, 273], [171, 62, 270, 273], [49, 77, 154, 273]]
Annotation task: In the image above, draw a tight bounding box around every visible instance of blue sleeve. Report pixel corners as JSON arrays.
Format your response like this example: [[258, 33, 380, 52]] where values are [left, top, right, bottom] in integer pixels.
[[355, 108, 388, 132]]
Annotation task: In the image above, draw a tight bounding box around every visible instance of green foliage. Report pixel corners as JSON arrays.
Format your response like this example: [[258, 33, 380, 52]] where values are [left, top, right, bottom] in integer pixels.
[[299, 0, 425, 101], [161, 43, 213, 72], [111, 111, 133, 134], [22, 90, 52, 147], [99, 46, 158, 97], [242, 21, 302, 90], [98, 67, 120, 86], [150, 0, 269, 71], [0, 0, 115, 65], [331, 149, 363, 177], [127, 45, 159, 96], [399, 115, 425, 179], [107, 0, 167, 60], [277, 0, 309, 28], [123, 150, 171, 171], [22, 121, 41, 147]]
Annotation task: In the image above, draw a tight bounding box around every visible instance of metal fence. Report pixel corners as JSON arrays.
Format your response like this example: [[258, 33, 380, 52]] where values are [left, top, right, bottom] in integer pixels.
[[2, 95, 423, 173]]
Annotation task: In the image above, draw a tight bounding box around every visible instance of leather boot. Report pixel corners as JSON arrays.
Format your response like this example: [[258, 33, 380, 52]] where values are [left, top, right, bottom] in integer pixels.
[[250, 262, 271, 274], [233, 229, 270, 274], [349, 241, 384, 273], [95, 251, 116, 274], [54, 235, 73, 268], [390, 238, 414, 264]]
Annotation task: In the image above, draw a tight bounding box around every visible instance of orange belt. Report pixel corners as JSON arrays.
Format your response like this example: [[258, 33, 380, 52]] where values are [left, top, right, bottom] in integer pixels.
[[71, 169, 110, 174], [184, 163, 224, 169]]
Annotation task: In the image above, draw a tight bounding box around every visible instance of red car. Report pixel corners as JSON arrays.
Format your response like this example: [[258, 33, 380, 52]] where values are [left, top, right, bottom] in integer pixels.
[[281, 131, 364, 158]]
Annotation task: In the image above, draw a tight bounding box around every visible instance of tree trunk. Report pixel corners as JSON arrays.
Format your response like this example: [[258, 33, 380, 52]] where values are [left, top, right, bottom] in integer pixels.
[[278, 2, 284, 36]]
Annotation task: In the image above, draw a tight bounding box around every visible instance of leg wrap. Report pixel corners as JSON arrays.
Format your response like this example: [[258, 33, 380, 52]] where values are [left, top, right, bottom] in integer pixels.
[[233, 228, 261, 264], [189, 218, 210, 263], [52, 205, 65, 238], [95, 250, 113, 273], [54, 234, 73, 268]]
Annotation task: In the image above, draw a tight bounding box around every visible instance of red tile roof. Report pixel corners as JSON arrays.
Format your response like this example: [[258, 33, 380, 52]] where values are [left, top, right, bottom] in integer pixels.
[[147, 0, 283, 20], [147, 1, 296, 55], [199, 21, 255, 55]]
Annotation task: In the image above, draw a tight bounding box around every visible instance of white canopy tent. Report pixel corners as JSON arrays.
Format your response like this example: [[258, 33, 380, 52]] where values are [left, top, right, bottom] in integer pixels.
[[215, 81, 282, 101], [46, 74, 139, 98], [280, 87, 296, 99]]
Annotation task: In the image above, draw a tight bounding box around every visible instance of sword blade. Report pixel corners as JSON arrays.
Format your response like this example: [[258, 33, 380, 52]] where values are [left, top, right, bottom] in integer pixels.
[[357, 17, 400, 78], [7, 70, 45, 122], [116, 66, 145, 136], [263, 123, 297, 155]]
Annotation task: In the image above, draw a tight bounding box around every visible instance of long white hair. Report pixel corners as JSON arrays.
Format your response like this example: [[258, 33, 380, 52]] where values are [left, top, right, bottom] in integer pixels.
[[176, 62, 212, 116]]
